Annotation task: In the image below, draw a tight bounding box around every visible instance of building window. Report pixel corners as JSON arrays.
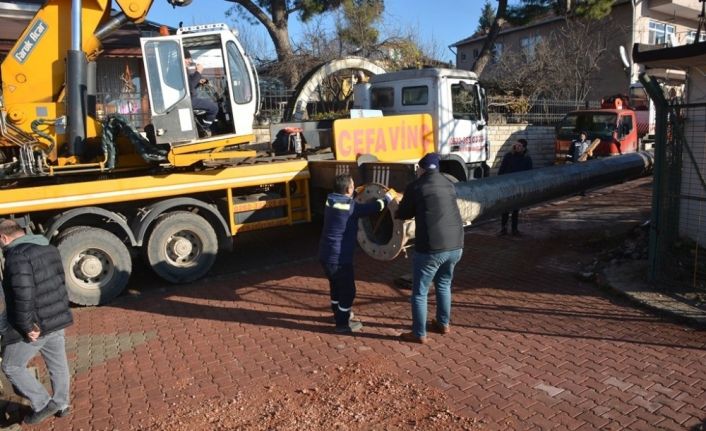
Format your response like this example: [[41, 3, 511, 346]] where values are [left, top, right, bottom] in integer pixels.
[[492, 42, 503, 63], [648, 21, 675, 45], [686, 30, 706, 44], [520, 35, 541, 60], [473, 49, 479, 59], [461, 53, 467, 60]]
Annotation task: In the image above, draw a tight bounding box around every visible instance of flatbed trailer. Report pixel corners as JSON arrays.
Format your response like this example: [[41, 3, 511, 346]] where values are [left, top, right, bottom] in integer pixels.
[[0, 159, 311, 305]]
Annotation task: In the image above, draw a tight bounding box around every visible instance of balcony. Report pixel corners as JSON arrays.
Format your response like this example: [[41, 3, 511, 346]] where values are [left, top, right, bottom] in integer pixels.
[[649, 0, 702, 21]]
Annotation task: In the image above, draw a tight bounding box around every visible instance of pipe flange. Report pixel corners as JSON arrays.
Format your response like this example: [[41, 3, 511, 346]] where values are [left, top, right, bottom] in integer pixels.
[[355, 183, 414, 261]]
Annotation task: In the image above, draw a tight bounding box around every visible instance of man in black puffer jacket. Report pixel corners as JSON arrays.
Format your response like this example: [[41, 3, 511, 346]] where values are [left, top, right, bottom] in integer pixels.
[[396, 153, 464, 344], [0, 219, 73, 425]]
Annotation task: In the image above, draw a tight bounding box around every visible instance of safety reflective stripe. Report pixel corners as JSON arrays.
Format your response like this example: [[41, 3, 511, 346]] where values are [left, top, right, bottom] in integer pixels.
[[326, 201, 351, 211], [331, 301, 339, 304], [376, 199, 385, 211], [337, 305, 351, 312]]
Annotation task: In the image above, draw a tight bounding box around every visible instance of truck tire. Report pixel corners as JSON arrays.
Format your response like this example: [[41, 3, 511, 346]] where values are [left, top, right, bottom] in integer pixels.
[[146, 211, 218, 284], [56, 227, 132, 306]]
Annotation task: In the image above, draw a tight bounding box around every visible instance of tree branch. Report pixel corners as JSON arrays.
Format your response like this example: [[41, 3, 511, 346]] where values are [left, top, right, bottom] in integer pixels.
[[472, 0, 508, 76]]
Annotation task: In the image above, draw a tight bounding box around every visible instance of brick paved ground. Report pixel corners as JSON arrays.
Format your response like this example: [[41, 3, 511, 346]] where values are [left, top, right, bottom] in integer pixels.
[[14, 177, 706, 430]]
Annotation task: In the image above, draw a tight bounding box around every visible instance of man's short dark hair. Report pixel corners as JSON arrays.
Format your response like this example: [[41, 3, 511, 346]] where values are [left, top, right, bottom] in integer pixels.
[[517, 138, 528, 148], [0, 219, 23, 236], [334, 174, 353, 194]]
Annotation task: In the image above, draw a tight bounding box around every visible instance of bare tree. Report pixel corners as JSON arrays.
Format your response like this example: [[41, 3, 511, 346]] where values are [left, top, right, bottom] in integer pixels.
[[488, 45, 550, 99], [485, 16, 621, 102], [472, 0, 614, 76], [231, 23, 275, 65], [224, 0, 345, 87], [294, 15, 341, 60], [471, 0, 508, 76], [550, 17, 616, 100]]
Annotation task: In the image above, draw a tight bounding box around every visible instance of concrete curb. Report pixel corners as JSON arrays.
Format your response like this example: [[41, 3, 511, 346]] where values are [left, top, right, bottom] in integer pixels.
[[601, 260, 706, 329]]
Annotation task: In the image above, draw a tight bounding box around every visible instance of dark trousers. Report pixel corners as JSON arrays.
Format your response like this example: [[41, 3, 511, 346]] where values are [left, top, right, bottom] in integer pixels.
[[191, 97, 218, 123], [321, 262, 356, 326], [501, 210, 519, 232]]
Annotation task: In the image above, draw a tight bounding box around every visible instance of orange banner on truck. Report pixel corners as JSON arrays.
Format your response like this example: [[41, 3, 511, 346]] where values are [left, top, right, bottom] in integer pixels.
[[332, 114, 435, 162]]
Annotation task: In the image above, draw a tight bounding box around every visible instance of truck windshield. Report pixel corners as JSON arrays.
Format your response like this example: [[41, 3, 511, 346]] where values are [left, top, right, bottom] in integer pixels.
[[557, 112, 617, 140]]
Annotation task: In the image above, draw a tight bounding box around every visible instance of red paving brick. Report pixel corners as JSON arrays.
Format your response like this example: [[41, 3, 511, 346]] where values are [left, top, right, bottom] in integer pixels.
[[18, 178, 706, 430]]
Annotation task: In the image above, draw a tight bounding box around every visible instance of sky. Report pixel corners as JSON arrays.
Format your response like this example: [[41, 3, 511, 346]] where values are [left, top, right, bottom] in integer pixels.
[[146, 0, 483, 64]]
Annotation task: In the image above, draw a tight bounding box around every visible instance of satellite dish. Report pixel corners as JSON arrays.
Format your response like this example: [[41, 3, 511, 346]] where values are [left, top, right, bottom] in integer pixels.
[[619, 45, 631, 70]]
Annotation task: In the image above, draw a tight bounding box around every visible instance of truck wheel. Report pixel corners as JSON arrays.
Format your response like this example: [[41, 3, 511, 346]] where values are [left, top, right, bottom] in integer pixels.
[[56, 227, 132, 306], [146, 211, 218, 284]]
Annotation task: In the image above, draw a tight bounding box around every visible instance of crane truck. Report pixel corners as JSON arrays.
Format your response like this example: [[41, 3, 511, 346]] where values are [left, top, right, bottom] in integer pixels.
[[0, 0, 490, 305], [554, 83, 655, 162]]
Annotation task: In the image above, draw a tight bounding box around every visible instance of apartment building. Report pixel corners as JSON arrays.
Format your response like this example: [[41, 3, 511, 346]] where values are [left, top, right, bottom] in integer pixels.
[[452, 0, 703, 100]]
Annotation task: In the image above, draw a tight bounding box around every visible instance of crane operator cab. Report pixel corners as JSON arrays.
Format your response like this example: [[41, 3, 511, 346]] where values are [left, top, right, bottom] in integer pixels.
[[140, 23, 259, 147]]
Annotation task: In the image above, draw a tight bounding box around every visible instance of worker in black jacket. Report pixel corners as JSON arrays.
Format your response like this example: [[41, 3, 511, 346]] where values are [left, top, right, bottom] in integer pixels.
[[395, 153, 464, 344], [0, 219, 73, 425], [498, 139, 533, 235]]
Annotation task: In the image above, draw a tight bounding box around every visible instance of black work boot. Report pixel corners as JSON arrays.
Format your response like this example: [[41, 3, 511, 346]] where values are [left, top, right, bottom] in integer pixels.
[[334, 308, 363, 333], [335, 320, 363, 333]]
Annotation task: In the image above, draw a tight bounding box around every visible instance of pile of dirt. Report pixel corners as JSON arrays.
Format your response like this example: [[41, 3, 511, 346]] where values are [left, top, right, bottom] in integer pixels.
[[137, 360, 480, 431]]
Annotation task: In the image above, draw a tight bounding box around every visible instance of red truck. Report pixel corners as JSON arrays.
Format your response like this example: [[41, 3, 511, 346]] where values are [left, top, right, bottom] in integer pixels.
[[554, 87, 652, 162]]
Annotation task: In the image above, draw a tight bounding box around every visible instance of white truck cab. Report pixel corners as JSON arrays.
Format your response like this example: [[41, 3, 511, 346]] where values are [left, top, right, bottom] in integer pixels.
[[355, 68, 490, 179]]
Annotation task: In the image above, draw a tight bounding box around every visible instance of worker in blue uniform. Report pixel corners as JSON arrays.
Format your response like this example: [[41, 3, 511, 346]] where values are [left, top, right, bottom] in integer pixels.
[[318, 174, 395, 333]]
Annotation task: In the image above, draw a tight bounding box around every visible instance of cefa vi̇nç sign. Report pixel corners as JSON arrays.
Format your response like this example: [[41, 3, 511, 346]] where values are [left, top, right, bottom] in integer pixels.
[[332, 114, 435, 162]]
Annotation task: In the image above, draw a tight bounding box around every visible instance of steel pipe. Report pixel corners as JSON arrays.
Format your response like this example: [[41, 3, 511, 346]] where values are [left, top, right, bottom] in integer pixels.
[[358, 151, 654, 260]]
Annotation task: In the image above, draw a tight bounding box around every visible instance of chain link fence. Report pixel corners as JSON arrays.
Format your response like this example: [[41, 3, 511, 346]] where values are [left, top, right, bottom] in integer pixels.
[[487, 97, 601, 126], [652, 101, 706, 296]]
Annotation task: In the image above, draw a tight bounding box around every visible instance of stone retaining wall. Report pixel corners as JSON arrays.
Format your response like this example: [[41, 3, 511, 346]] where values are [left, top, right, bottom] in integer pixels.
[[487, 124, 556, 174]]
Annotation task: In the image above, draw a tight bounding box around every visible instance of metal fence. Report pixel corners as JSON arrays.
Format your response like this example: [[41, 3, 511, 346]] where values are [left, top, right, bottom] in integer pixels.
[[487, 97, 601, 126], [255, 91, 603, 127], [650, 98, 706, 295], [257, 88, 296, 125]]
